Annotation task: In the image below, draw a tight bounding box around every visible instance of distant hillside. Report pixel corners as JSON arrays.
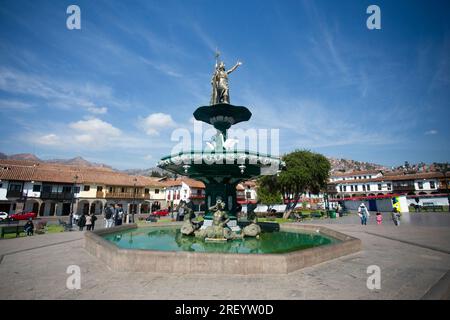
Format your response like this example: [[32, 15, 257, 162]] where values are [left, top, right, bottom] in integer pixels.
[[1, 152, 112, 169], [327, 157, 389, 174]]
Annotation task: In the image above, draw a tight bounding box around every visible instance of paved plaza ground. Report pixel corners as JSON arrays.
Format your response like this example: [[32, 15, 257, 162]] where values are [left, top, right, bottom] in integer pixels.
[[0, 213, 449, 300]]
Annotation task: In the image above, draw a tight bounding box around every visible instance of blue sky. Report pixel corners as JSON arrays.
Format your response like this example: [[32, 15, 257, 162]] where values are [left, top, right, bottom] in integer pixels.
[[0, 0, 449, 169]]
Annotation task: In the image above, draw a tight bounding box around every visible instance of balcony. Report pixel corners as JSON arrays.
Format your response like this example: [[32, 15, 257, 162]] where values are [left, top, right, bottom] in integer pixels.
[[393, 184, 415, 192], [6, 190, 23, 198], [104, 192, 150, 200], [40, 191, 74, 200]]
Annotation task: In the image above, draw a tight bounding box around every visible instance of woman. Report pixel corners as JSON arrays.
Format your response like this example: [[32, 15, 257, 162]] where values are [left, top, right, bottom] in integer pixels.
[[358, 203, 370, 225], [85, 213, 92, 231]]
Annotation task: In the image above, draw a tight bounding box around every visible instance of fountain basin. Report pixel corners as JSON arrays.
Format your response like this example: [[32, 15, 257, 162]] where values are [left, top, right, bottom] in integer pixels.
[[84, 223, 361, 274]]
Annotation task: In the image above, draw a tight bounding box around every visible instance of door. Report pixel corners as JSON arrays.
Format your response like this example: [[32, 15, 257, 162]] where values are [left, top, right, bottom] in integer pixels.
[[368, 199, 377, 211]]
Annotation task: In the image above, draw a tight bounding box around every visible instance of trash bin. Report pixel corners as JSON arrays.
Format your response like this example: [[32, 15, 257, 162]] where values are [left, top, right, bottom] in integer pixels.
[[329, 210, 336, 219]]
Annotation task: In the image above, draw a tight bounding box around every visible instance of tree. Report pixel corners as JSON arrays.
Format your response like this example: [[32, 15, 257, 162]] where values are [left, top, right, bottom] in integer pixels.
[[150, 171, 163, 177], [258, 150, 331, 219], [257, 176, 283, 213]]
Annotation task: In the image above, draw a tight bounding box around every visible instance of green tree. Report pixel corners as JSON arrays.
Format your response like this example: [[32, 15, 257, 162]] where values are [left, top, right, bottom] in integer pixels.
[[257, 176, 283, 213], [259, 150, 331, 219]]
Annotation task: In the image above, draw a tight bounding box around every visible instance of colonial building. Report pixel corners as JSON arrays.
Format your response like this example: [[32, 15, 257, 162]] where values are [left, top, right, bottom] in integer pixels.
[[0, 159, 167, 216]]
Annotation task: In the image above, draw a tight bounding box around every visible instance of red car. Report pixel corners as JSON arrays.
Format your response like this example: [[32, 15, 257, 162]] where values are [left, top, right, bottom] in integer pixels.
[[9, 211, 38, 221], [152, 208, 169, 216]]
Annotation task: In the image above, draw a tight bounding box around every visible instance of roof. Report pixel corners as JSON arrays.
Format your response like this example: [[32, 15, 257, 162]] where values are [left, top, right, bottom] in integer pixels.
[[330, 170, 382, 178], [164, 177, 205, 189], [0, 159, 165, 187], [330, 171, 444, 185]]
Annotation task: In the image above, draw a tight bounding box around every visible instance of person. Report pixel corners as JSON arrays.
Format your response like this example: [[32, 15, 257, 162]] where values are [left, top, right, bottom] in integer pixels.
[[358, 203, 370, 225], [77, 213, 86, 231], [104, 204, 114, 228], [24, 218, 34, 236], [391, 208, 401, 226], [376, 212, 383, 225], [68, 211, 74, 229], [210, 56, 242, 105], [90, 212, 97, 230], [85, 213, 92, 231], [115, 205, 123, 226], [177, 202, 185, 222]]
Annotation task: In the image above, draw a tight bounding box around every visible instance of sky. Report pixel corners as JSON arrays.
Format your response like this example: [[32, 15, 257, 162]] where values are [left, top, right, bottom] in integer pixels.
[[0, 0, 449, 169]]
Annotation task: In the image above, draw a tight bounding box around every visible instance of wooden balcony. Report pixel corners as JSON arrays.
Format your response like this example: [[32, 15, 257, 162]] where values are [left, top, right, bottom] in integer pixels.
[[6, 190, 23, 198], [40, 191, 74, 200], [104, 192, 150, 200]]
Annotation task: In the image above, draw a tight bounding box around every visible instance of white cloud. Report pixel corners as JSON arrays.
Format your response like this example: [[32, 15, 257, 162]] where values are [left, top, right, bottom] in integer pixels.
[[139, 112, 176, 136], [70, 118, 121, 136], [0, 99, 33, 110], [425, 129, 438, 135], [87, 106, 108, 114], [38, 134, 61, 146]]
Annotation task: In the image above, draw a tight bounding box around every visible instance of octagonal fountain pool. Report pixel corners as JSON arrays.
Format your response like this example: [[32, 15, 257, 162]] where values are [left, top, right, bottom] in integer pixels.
[[102, 226, 340, 254], [85, 223, 361, 274]]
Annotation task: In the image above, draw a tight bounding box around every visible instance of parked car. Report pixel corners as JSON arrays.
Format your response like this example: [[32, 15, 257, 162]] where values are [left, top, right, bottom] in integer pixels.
[[9, 211, 38, 221], [151, 208, 169, 216], [0, 212, 9, 221]]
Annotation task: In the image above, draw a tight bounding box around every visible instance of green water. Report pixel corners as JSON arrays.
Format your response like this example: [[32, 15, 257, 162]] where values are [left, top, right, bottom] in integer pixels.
[[102, 227, 340, 254]]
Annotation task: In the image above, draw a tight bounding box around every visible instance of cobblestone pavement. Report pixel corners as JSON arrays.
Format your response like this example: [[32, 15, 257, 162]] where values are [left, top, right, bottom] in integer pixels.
[[0, 214, 449, 300]]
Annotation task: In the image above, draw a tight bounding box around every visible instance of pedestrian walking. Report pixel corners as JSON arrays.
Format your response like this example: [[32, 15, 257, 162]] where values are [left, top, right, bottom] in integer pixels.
[[376, 212, 383, 225], [391, 208, 401, 226], [358, 203, 370, 225]]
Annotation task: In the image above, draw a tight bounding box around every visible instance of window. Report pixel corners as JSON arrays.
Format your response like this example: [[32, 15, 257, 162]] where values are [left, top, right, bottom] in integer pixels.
[[155, 189, 160, 194], [418, 181, 423, 189], [430, 181, 435, 189], [367, 184, 370, 191], [144, 188, 149, 194], [73, 187, 80, 193], [42, 185, 52, 192], [32, 185, 41, 192], [9, 183, 22, 191], [121, 187, 125, 193], [354, 185, 358, 192], [0, 183, 2, 188], [97, 186, 103, 192], [378, 184, 382, 191], [343, 186, 347, 192], [109, 187, 113, 193], [197, 189, 202, 195], [63, 186, 72, 193], [350, 186, 354, 192], [387, 183, 392, 191], [364, 176, 367, 179], [339, 186, 343, 192], [83, 185, 90, 192], [246, 191, 252, 199], [362, 185, 366, 191]]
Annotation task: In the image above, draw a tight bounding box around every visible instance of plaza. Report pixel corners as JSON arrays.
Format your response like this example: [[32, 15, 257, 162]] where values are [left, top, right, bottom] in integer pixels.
[[1, 212, 449, 300]]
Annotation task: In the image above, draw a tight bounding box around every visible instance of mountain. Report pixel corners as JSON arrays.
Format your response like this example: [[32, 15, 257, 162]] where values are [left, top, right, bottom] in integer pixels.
[[1, 152, 112, 169], [46, 156, 112, 169], [327, 157, 390, 174], [7, 153, 41, 161]]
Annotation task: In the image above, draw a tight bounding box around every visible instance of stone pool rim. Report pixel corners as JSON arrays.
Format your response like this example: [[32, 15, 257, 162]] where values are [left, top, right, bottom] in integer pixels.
[[84, 222, 361, 275]]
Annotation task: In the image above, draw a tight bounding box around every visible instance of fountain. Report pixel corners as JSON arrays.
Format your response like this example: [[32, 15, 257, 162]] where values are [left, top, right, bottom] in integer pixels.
[[84, 54, 362, 275], [158, 54, 284, 241]]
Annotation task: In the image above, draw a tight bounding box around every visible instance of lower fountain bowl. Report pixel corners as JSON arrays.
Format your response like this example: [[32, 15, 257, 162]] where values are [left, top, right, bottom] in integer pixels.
[[84, 222, 361, 274]]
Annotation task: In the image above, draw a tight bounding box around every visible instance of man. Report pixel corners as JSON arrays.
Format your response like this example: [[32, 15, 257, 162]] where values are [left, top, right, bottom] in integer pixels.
[[104, 204, 114, 228], [358, 203, 370, 225]]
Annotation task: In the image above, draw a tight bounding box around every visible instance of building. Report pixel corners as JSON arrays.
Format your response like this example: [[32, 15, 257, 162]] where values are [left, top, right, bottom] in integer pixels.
[[327, 170, 450, 211], [0, 159, 167, 216]]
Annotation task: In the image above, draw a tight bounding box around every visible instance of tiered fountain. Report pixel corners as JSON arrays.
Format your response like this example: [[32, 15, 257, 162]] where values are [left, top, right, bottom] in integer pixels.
[[158, 56, 284, 241]]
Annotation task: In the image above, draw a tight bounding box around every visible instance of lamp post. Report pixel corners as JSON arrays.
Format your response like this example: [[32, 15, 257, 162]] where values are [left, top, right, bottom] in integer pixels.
[[132, 177, 137, 223], [70, 175, 79, 221]]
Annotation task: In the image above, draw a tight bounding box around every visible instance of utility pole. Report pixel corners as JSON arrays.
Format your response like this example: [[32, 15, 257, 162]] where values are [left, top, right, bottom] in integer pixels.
[[132, 177, 137, 223]]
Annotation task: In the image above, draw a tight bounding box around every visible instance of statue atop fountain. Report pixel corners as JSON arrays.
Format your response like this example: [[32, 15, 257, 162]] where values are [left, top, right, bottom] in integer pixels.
[[210, 51, 242, 105]]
